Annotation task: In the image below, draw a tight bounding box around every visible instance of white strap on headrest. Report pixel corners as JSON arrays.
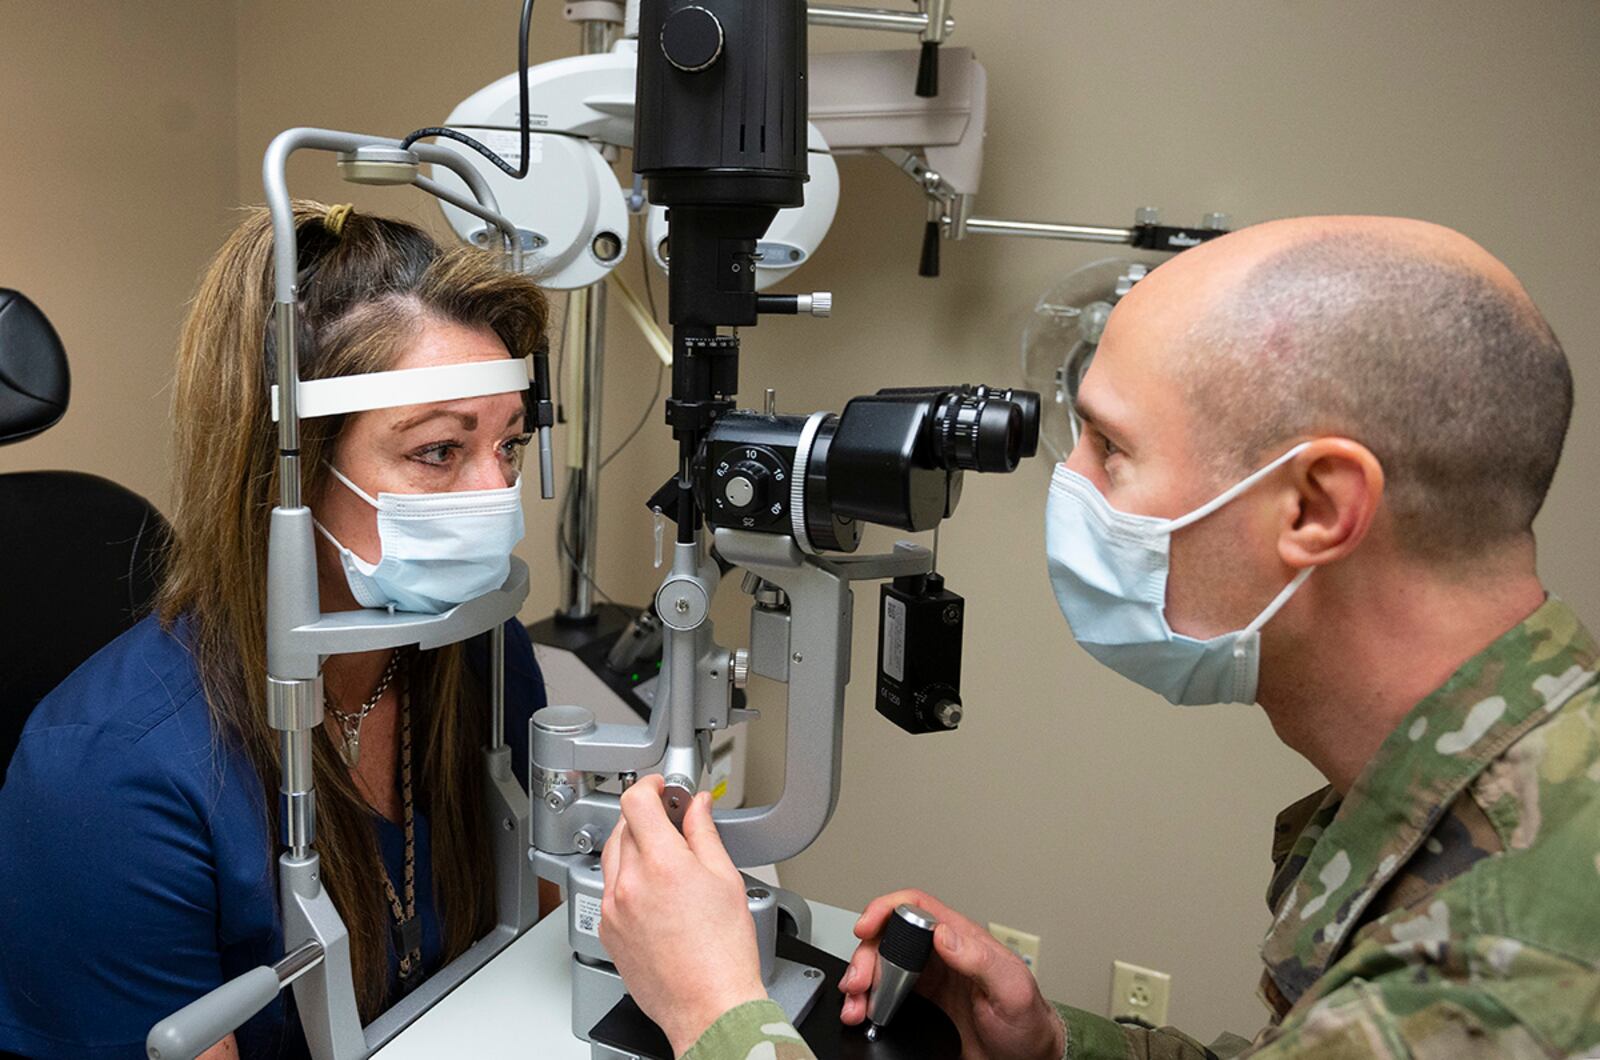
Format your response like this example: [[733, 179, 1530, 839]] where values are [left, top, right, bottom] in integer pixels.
[[270, 356, 531, 422]]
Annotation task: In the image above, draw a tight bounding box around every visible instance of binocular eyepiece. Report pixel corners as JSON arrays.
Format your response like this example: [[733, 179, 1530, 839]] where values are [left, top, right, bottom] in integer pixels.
[[882, 384, 1042, 475], [694, 384, 1041, 554]]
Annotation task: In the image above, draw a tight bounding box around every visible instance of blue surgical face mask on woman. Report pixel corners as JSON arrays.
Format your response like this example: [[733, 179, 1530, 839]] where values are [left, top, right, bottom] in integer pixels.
[[1044, 443, 1316, 706], [315, 465, 526, 614]]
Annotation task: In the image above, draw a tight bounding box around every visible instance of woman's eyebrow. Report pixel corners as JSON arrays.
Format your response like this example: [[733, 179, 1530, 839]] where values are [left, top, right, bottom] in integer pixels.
[[394, 409, 477, 432]]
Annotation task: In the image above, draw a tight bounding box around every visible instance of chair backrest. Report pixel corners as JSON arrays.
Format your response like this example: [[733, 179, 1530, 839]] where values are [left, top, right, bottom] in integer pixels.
[[0, 289, 169, 780], [0, 288, 69, 444]]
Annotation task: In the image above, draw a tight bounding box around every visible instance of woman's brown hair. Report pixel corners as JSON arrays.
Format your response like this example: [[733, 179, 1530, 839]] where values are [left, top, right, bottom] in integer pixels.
[[156, 200, 549, 1017]]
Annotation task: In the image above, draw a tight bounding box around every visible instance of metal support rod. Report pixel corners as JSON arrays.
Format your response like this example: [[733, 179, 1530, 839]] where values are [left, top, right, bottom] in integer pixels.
[[920, 0, 952, 43], [281, 729, 316, 858], [806, 3, 955, 35], [557, 20, 618, 623], [560, 282, 609, 620], [411, 173, 522, 274], [490, 622, 506, 751], [273, 301, 301, 509], [581, 17, 618, 54], [962, 217, 1136, 244], [276, 940, 326, 988]]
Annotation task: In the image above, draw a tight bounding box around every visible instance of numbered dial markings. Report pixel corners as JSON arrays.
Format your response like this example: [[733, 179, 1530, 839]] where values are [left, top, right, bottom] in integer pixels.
[[712, 444, 790, 529]]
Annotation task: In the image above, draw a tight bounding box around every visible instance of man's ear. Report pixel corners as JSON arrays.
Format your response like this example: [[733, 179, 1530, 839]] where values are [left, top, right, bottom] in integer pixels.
[[1278, 438, 1384, 569]]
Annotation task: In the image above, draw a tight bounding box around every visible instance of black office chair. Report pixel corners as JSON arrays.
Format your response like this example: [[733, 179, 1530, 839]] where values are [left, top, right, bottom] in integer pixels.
[[0, 288, 170, 781]]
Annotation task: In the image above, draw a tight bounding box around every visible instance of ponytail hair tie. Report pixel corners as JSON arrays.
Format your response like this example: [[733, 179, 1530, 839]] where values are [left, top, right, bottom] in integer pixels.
[[324, 203, 354, 237]]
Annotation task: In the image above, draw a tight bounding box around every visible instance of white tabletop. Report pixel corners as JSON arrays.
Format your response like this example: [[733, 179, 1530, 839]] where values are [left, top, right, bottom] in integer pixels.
[[374, 901, 861, 1058]]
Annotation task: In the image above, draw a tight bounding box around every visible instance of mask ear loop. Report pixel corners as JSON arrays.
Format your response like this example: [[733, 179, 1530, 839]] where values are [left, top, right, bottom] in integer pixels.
[[1228, 564, 1315, 705], [1243, 566, 1315, 642], [1163, 442, 1314, 534], [313, 465, 383, 575], [325, 464, 381, 509]]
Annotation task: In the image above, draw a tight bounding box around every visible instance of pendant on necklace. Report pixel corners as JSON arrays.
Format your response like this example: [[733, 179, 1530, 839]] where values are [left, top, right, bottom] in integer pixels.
[[339, 717, 362, 768]]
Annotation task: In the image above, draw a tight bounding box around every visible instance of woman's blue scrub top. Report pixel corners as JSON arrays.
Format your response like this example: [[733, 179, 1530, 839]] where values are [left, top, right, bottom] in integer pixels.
[[0, 614, 545, 1059]]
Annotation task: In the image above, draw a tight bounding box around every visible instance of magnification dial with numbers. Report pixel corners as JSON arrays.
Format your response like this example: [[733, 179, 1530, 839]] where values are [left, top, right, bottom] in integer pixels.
[[709, 443, 790, 530]]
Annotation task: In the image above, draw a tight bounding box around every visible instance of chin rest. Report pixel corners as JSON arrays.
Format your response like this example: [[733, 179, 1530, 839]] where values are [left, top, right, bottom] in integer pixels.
[[0, 289, 168, 780]]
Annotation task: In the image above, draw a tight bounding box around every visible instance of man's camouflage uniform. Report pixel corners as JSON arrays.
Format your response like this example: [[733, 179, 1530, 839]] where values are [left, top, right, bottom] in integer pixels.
[[682, 598, 1600, 1060]]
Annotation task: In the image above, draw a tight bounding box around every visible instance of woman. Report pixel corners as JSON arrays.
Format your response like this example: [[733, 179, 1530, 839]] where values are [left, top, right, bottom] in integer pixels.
[[0, 202, 551, 1058]]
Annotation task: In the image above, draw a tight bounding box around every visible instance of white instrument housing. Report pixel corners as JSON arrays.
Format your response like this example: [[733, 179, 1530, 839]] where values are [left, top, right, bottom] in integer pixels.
[[434, 44, 840, 292], [433, 50, 638, 290], [646, 123, 840, 291]]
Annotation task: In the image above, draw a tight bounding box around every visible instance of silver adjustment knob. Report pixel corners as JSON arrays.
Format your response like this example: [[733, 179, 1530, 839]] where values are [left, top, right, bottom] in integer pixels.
[[797, 292, 833, 317], [731, 648, 751, 689], [545, 784, 576, 813], [661, 776, 695, 827], [573, 827, 600, 855], [724, 474, 756, 508], [933, 700, 963, 730]]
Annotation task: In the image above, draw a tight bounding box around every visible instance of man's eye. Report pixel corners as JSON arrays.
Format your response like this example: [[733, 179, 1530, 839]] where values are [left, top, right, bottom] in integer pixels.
[[1090, 428, 1121, 460]]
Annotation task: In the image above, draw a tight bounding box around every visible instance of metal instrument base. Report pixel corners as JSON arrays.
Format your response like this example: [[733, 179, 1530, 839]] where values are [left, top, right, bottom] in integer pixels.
[[587, 932, 959, 1060]]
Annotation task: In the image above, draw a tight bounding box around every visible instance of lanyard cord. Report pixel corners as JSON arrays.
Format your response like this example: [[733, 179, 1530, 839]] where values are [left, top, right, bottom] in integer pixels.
[[380, 670, 421, 989]]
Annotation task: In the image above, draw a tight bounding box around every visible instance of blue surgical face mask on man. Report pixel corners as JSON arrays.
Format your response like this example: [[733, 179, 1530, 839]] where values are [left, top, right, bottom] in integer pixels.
[[315, 465, 526, 614], [1044, 443, 1315, 706]]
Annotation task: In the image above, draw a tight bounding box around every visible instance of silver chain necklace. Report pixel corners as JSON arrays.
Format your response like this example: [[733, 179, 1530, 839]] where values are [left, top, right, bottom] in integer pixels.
[[325, 649, 403, 768]]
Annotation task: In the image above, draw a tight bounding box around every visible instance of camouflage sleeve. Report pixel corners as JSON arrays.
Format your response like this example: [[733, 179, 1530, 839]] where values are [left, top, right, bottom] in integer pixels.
[[1243, 947, 1600, 1058], [1052, 1002, 1245, 1060], [679, 999, 818, 1060]]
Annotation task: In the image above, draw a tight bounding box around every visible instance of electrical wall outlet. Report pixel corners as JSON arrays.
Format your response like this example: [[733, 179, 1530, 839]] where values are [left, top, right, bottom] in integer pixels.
[[1110, 960, 1171, 1025], [988, 922, 1041, 975]]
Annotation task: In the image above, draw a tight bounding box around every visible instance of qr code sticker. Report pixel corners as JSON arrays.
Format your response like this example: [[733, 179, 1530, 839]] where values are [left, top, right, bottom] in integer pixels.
[[575, 892, 603, 937]]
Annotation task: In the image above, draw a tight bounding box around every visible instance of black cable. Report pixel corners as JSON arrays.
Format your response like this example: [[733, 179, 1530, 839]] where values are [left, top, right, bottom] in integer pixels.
[[601, 215, 667, 469], [552, 309, 565, 424], [602, 362, 664, 470], [400, 0, 535, 180], [555, 473, 620, 606]]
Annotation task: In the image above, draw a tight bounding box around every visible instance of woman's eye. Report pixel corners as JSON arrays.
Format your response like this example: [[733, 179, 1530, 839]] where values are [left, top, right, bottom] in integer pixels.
[[411, 442, 460, 467], [500, 434, 533, 464]]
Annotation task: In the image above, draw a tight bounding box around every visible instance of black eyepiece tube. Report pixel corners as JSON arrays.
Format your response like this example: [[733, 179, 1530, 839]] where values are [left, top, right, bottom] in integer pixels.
[[996, 388, 1041, 458], [976, 399, 1023, 472]]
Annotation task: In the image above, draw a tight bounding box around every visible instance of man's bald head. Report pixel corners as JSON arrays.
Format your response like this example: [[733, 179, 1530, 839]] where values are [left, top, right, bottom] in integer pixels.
[[1130, 217, 1572, 563]]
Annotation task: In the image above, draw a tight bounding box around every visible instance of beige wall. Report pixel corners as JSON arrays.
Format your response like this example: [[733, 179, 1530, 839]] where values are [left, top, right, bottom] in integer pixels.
[[5, 0, 1596, 1044], [0, 1, 238, 511]]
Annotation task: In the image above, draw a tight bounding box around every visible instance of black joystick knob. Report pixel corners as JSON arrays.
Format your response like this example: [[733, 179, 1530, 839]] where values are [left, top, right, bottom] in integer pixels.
[[661, 6, 724, 73], [866, 904, 938, 1040]]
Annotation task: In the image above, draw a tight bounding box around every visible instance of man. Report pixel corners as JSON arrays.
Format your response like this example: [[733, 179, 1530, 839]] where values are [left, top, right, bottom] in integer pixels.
[[598, 216, 1599, 1058]]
